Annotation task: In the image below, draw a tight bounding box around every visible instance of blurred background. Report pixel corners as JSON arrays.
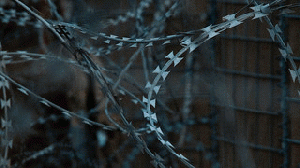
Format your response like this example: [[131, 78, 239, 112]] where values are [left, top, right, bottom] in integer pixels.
[[1, 0, 300, 167]]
